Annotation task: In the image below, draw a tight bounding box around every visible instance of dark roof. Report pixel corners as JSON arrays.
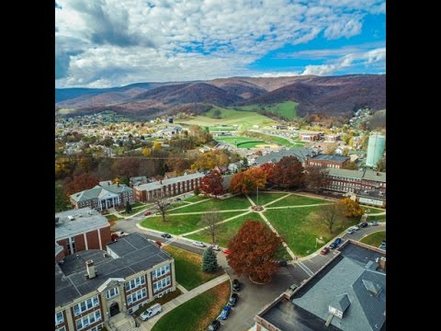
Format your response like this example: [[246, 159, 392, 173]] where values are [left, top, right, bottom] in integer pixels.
[[55, 233, 172, 308], [311, 154, 349, 163], [255, 147, 316, 165], [259, 242, 386, 331]]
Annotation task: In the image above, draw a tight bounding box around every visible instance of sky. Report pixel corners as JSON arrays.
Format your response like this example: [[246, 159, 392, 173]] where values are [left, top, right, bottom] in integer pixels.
[[55, 0, 385, 88]]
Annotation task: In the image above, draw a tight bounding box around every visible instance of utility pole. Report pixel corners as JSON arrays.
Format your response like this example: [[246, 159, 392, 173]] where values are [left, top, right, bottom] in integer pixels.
[[257, 186, 259, 206]]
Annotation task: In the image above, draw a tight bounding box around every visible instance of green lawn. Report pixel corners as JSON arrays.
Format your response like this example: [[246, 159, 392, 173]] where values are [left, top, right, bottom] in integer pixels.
[[263, 101, 298, 120], [362, 206, 386, 214], [236, 140, 266, 148], [360, 231, 386, 247], [173, 195, 251, 213], [247, 192, 289, 206], [152, 281, 230, 331], [208, 126, 236, 131], [244, 131, 297, 147], [140, 212, 240, 235], [184, 195, 209, 203], [185, 212, 265, 247], [264, 207, 357, 256], [366, 214, 386, 221], [266, 194, 328, 207], [162, 246, 225, 291], [179, 106, 277, 131], [133, 289, 182, 317], [215, 135, 257, 145], [105, 214, 124, 221]]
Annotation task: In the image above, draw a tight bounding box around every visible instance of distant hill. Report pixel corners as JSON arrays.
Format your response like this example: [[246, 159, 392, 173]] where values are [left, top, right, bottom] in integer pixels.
[[56, 74, 385, 120]]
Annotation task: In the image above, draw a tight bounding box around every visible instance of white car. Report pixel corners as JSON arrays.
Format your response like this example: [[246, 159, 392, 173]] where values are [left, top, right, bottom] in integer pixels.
[[369, 221, 379, 226], [192, 241, 206, 247], [210, 244, 220, 251], [140, 303, 162, 321]]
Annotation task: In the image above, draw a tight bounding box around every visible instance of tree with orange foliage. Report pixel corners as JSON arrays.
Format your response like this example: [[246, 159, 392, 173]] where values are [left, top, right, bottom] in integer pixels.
[[65, 174, 99, 195], [229, 167, 266, 195], [227, 220, 282, 283], [337, 198, 365, 218], [272, 156, 304, 189], [201, 170, 224, 197], [260, 162, 275, 187]]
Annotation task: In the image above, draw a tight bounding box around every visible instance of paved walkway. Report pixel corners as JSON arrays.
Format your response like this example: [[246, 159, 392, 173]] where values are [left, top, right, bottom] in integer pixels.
[[140, 274, 230, 330]]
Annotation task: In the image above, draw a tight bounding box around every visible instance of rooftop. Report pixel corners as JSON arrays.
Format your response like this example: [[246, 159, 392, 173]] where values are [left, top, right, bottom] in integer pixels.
[[70, 184, 132, 202], [55, 233, 172, 308], [311, 154, 350, 163], [259, 242, 386, 331], [55, 207, 109, 240], [134, 172, 204, 192], [255, 147, 316, 165], [328, 168, 386, 183]]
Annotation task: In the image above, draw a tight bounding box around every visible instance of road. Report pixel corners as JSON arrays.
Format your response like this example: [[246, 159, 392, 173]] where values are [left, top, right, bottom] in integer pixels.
[[112, 211, 385, 331]]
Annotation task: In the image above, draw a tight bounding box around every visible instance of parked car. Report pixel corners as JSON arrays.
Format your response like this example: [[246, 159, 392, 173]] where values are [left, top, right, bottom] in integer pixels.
[[161, 233, 172, 239], [278, 260, 288, 267], [176, 197, 182, 201], [207, 319, 221, 331], [320, 247, 330, 255], [220, 305, 231, 320], [329, 238, 343, 249], [210, 244, 220, 251], [369, 221, 379, 226], [223, 249, 232, 255], [346, 228, 355, 234], [228, 293, 239, 306], [143, 211, 152, 216], [192, 241, 206, 247], [359, 222, 368, 228], [140, 303, 162, 321], [232, 279, 241, 292]]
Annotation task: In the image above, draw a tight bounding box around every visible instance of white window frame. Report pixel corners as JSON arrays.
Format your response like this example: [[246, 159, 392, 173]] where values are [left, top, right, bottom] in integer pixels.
[[106, 287, 119, 299], [153, 276, 171, 293], [152, 264, 170, 280], [126, 288, 147, 305], [55, 311, 64, 325], [56, 327, 66, 331], [75, 310, 102, 331], [125, 275, 146, 291], [73, 296, 100, 316]]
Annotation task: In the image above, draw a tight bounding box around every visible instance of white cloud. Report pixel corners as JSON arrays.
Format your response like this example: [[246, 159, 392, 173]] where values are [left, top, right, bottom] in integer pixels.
[[301, 47, 385, 75], [56, 0, 385, 87]]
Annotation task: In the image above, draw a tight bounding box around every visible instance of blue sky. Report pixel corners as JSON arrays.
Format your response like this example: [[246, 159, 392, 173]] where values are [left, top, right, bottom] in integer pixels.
[[55, 0, 385, 88]]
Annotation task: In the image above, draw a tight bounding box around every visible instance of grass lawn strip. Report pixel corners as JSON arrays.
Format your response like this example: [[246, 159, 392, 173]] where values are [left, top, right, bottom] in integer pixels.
[[184, 195, 207, 203], [105, 214, 124, 221], [185, 212, 265, 247], [366, 214, 386, 222], [162, 246, 224, 291], [360, 231, 386, 247], [264, 207, 359, 257], [140, 212, 240, 235], [151, 281, 230, 331], [247, 192, 289, 206], [167, 197, 211, 212], [265, 203, 331, 210], [173, 195, 251, 213], [268, 193, 328, 207]]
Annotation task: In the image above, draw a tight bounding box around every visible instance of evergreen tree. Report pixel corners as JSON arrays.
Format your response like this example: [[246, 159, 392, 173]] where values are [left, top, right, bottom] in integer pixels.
[[125, 201, 132, 214], [202, 247, 218, 273]]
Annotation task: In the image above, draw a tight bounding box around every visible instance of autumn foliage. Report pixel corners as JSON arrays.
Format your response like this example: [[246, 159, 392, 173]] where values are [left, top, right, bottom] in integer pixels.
[[337, 198, 365, 217], [259, 162, 275, 186], [229, 167, 266, 195], [201, 170, 224, 197], [65, 174, 99, 195], [271, 156, 304, 189], [191, 150, 229, 170], [227, 220, 282, 283]]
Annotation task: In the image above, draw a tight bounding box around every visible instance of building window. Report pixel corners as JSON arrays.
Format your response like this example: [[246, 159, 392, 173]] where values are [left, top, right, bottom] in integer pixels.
[[153, 276, 171, 293], [127, 288, 147, 305], [55, 311, 64, 325], [75, 310, 102, 330], [90, 324, 103, 331], [67, 236, 76, 255], [125, 275, 146, 291], [56, 327, 66, 331], [152, 264, 170, 280], [106, 287, 119, 299], [73, 296, 100, 316]]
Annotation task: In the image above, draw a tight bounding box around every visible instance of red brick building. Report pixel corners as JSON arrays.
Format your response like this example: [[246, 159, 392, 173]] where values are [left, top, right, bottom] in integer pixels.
[[133, 172, 204, 202], [307, 154, 350, 169], [299, 131, 323, 142], [55, 207, 111, 260]]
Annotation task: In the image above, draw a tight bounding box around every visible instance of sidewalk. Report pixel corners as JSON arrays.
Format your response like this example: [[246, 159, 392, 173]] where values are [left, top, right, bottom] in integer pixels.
[[140, 273, 230, 330]]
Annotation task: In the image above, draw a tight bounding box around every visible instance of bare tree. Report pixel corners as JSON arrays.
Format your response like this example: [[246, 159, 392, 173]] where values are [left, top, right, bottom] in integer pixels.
[[201, 208, 223, 244], [316, 203, 344, 234], [303, 165, 329, 193], [152, 194, 171, 223]]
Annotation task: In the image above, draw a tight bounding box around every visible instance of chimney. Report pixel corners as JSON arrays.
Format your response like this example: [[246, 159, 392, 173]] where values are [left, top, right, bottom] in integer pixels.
[[379, 257, 386, 270], [86, 260, 96, 279]]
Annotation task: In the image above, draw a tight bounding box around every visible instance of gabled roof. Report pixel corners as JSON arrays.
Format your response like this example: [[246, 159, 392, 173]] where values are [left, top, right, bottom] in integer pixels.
[[70, 184, 132, 202]]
